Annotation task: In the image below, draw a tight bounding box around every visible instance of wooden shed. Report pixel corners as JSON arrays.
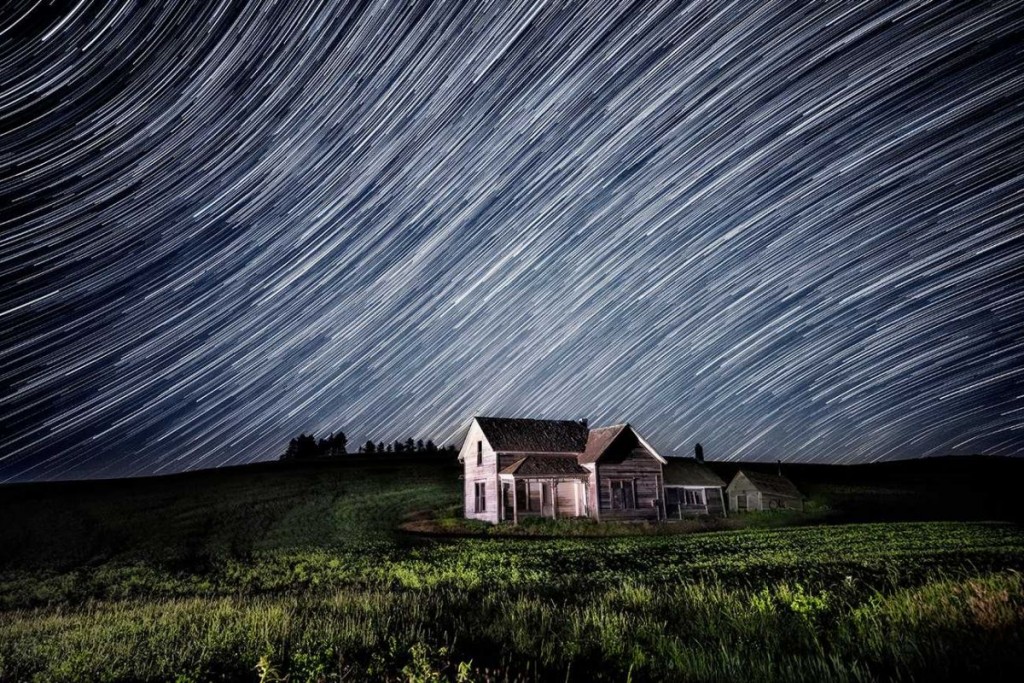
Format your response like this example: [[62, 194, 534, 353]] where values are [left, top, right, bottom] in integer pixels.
[[726, 470, 802, 512], [662, 458, 727, 518]]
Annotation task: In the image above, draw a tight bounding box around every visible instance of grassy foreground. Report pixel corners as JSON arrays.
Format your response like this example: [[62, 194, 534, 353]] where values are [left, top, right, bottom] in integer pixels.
[[1, 458, 1023, 681]]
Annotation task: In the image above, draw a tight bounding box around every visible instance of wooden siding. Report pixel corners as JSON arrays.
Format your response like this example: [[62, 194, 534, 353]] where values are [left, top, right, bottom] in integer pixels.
[[583, 463, 599, 520], [594, 438, 663, 521], [555, 481, 578, 517], [459, 419, 500, 523]]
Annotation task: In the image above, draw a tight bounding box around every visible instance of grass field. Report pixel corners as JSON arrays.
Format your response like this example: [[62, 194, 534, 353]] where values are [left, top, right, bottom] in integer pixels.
[[1, 456, 1023, 681]]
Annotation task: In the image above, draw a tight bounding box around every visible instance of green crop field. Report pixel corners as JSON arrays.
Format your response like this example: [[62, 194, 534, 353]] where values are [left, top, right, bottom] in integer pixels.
[[1, 457, 1023, 682]]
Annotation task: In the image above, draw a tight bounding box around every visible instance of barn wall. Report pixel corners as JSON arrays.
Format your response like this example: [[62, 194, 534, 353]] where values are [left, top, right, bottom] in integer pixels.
[[460, 420, 499, 523]]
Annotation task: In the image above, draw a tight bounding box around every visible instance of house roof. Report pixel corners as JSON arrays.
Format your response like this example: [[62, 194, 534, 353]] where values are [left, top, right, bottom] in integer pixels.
[[499, 455, 590, 477], [663, 458, 726, 487], [733, 470, 802, 498], [475, 416, 589, 453], [578, 423, 667, 465], [579, 424, 628, 464]]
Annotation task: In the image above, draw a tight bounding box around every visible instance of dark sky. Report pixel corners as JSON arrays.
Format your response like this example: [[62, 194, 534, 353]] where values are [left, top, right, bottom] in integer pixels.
[[1, 0, 1022, 481]]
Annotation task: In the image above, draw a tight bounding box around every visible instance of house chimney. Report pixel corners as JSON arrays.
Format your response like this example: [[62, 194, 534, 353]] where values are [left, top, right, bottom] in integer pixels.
[[694, 442, 704, 462], [777, 459, 782, 476], [580, 418, 588, 429]]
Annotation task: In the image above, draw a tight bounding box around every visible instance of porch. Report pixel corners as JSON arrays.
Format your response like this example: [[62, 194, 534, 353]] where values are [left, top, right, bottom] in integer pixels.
[[497, 475, 589, 523], [496, 453, 591, 523], [664, 485, 727, 518]]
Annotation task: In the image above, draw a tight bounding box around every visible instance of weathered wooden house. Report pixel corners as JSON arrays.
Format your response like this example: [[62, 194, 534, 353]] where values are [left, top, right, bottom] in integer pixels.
[[726, 470, 803, 511], [662, 458, 727, 518], [458, 416, 667, 524]]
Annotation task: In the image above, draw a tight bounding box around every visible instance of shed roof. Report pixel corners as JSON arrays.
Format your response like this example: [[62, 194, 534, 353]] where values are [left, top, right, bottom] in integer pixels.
[[663, 458, 726, 487], [476, 416, 589, 453], [732, 470, 802, 498], [499, 455, 590, 477]]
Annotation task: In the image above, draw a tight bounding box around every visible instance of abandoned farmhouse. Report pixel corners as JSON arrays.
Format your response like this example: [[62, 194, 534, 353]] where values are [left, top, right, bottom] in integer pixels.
[[458, 416, 799, 524]]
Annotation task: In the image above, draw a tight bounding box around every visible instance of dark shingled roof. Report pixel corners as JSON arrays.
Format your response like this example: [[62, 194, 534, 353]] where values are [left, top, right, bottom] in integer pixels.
[[579, 424, 628, 464], [500, 455, 590, 477], [663, 458, 726, 487], [734, 470, 802, 498], [476, 416, 589, 453]]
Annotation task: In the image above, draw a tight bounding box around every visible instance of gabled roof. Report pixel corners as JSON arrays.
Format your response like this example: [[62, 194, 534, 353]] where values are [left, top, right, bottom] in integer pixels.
[[663, 458, 726, 487], [475, 416, 589, 453], [732, 470, 802, 498], [579, 423, 667, 464], [499, 455, 590, 477], [579, 424, 628, 464]]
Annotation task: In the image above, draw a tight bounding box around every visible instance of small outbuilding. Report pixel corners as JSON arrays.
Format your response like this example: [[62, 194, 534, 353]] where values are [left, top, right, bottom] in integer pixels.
[[726, 470, 802, 512], [662, 458, 727, 518]]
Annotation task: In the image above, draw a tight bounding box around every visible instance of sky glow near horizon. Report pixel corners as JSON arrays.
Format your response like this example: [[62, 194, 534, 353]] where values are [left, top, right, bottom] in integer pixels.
[[1, 0, 1023, 481]]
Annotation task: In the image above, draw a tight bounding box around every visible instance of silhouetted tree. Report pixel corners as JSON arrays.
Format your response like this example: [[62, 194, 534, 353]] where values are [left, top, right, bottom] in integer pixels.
[[326, 431, 347, 457], [416, 439, 425, 452], [282, 437, 301, 461], [405, 437, 415, 453], [364, 440, 376, 454], [377, 441, 385, 453], [425, 439, 437, 453]]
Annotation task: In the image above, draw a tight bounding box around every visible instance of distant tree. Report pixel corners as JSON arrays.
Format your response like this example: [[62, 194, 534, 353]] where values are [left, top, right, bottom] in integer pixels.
[[364, 440, 376, 454], [394, 440, 404, 453], [290, 433, 318, 460], [377, 441, 385, 453], [405, 438, 415, 453], [416, 439, 425, 452], [425, 439, 437, 454], [327, 431, 347, 457], [281, 437, 300, 461], [386, 444, 393, 453]]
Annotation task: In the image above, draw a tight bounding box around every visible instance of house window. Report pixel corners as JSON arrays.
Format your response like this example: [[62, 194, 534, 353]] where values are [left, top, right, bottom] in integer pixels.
[[683, 489, 705, 506], [609, 480, 635, 510], [474, 482, 487, 513], [476, 441, 482, 466]]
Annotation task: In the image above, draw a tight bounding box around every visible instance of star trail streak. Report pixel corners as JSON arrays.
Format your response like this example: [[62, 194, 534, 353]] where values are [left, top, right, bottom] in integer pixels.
[[1, 0, 1022, 481]]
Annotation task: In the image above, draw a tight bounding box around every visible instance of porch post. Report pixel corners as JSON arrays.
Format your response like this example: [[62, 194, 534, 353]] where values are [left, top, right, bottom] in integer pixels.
[[512, 479, 518, 525], [657, 473, 667, 520], [552, 480, 558, 519]]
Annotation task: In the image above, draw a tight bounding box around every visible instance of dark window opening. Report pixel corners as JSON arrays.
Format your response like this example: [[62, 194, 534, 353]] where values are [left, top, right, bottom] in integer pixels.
[[610, 480, 635, 510], [474, 481, 487, 512]]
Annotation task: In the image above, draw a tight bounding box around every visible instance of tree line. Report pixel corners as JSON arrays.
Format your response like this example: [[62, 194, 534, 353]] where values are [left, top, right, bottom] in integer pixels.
[[280, 431, 456, 461]]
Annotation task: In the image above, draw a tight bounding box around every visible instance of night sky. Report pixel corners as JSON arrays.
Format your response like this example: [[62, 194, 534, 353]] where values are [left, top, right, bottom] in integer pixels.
[[1, 1, 1022, 482]]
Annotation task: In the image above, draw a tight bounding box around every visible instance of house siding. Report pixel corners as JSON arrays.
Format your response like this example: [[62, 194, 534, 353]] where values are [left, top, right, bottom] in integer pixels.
[[460, 419, 669, 524], [595, 446, 662, 521], [459, 420, 500, 523]]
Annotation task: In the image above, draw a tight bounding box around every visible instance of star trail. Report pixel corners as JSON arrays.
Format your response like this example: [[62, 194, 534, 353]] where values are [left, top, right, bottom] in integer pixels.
[[1, 0, 1022, 481]]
